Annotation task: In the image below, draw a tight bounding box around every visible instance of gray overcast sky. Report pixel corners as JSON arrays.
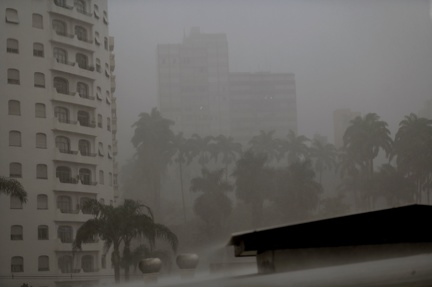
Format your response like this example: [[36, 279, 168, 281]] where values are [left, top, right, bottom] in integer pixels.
[[107, 0, 432, 163]]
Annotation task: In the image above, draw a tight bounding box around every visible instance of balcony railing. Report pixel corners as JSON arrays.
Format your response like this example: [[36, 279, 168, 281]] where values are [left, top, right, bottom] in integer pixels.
[[57, 177, 79, 184], [59, 149, 78, 155], [81, 151, 97, 157], [54, 0, 73, 10]]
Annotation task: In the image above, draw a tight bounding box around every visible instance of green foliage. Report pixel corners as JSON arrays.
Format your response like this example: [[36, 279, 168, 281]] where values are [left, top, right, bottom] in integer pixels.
[[0, 176, 27, 203]]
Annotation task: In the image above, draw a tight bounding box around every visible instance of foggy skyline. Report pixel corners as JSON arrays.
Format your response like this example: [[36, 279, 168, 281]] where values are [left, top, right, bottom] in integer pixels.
[[108, 0, 432, 163]]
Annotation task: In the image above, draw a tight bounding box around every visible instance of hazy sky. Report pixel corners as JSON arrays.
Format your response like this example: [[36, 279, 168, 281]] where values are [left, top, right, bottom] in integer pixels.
[[107, 0, 432, 163]]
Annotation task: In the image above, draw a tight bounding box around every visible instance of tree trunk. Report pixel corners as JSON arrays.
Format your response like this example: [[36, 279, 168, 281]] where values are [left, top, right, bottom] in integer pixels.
[[123, 241, 131, 282], [179, 162, 187, 223], [112, 244, 121, 283]]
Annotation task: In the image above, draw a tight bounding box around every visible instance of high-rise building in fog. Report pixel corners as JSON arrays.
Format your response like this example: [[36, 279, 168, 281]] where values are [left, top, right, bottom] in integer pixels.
[[157, 27, 230, 136], [229, 72, 297, 145], [333, 109, 361, 148], [0, 1, 118, 286]]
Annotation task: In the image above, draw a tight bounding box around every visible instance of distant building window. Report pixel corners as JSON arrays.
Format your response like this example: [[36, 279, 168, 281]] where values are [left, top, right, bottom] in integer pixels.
[[75, 26, 87, 41], [35, 103, 46, 118], [53, 77, 69, 94], [56, 167, 72, 184], [6, 8, 19, 24], [10, 162, 22, 178], [37, 164, 48, 179], [11, 225, 23, 240], [97, 114, 102, 128], [38, 256, 49, 271], [98, 142, 104, 156], [56, 136, 70, 153], [78, 111, 90, 126], [9, 131, 21, 147], [34, 72, 45, 88], [54, 107, 69, 123], [99, 170, 104, 185], [53, 20, 66, 36], [103, 10, 108, 24], [96, 58, 101, 72], [79, 139, 91, 156], [109, 172, 113, 187], [36, 133, 47, 149], [11, 256, 23, 273], [58, 255, 72, 273], [108, 145, 112, 159], [104, 37, 108, 50], [37, 195, 48, 210], [95, 31, 100, 45], [57, 195, 72, 213], [75, 0, 87, 14], [38, 225, 49, 240], [79, 168, 91, 185], [58, 225, 73, 243], [32, 13, 43, 29], [94, 4, 99, 18], [6, 38, 18, 53], [33, 43, 44, 57], [7, 69, 20, 85], [81, 255, 94, 272], [10, 196, 23, 209], [96, 86, 102, 100], [8, 100, 20, 115], [54, 47, 67, 63], [77, 82, 89, 98], [107, 117, 111, 131]]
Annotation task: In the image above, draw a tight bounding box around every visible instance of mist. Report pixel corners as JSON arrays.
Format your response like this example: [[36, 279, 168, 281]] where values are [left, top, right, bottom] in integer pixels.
[[108, 0, 432, 164]]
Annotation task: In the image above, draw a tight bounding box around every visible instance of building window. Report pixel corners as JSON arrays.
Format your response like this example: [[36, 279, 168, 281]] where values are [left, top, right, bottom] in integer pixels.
[[7, 69, 20, 85], [79, 168, 91, 185], [11, 257, 23, 273], [35, 103, 46, 118], [95, 31, 100, 45], [36, 133, 47, 149], [53, 19, 66, 36], [10, 196, 23, 209], [6, 8, 19, 24], [37, 164, 48, 179], [38, 225, 49, 240], [56, 166, 72, 183], [103, 10, 108, 24], [75, 0, 87, 14], [97, 114, 102, 128], [77, 82, 89, 98], [8, 100, 20, 115], [54, 47, 67, 64], [6, 38, 18, 54], [9, 131, 21, 147], [34, 72, 45, 88], [94, 4, 99, 18], [108, 145, 112, 159], [98, 142, 104, 156], [109, 172, 113, 187], [76, 53, 88, 69], [57, 196, 72, 213], [10, 162, 22, 178], [78, 111, 90, 127], [11, 225, 23, 240], [38, 256, 49, 271], [32, 13, 43, 29], [79, 139, 91, 156], [53, 77, 69, 94], [54, 107, 69, 123], [58, 225, 73, 243], [37, 195, 48, 210], [54, 0, 69, 8], [81, 255, 94, 272], [75, 26, 87, 41], [105, 63, 110, 77], [107, 117, 111, 131], [104, 37, 108, 50], [96, 58, 101, 72], [96, 86, 102, 100], [33, 43, 44, 57], [55, 136, 70, 153], [58, 255, 72, 273], [99, 170, 104, 185]]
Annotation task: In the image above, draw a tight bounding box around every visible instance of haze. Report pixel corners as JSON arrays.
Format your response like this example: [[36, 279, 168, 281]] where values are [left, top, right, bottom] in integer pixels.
[[108, 0, 432, 163]]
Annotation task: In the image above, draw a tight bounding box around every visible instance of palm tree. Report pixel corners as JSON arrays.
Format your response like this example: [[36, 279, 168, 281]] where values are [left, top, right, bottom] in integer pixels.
[[249, 130, 281, 163], [232, 151, 269, 227], [131, 108, 175, 214], [281, 130, 310, 164], [189, 134, 214, 168], [213, 135, 242, 182], [310, 138, 337, 184], [73, 199, 178, 283], [0, 176, 27, 203], [190, 168, 232, 236], [391, 113, 432, 203]]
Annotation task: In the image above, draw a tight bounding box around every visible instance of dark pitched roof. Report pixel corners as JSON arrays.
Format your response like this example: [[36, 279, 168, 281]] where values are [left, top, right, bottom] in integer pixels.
[[229, 204, 432, 256]]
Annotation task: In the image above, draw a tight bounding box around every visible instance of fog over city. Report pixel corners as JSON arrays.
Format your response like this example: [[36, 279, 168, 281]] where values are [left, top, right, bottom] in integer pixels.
[[108, 0, 432, 163]]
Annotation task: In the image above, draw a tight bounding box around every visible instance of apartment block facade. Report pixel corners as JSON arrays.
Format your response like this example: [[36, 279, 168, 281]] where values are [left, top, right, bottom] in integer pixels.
[[0, 0, 118, 286]]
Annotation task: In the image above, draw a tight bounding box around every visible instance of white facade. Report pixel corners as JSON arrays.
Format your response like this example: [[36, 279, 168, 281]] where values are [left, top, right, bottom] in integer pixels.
[[0, 1, 118, 286]]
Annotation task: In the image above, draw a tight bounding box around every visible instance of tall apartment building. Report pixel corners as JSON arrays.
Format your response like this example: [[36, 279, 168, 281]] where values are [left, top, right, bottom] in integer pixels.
[[0, 1, 118, 286], [157, 27, 230, 137], [333, 109, 361, 148], [229, 72, 297, 145]]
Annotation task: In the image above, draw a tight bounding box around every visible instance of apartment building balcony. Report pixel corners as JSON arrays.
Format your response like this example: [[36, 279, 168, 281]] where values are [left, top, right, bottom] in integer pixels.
[[109, 36, 114, 51], [110, 75, 116, 93], [54, 239, 99, 252], [55, 208, 93, 223], [51, 31, 95, 52], [53, 177, 98, 194], [53, 118, 97, 137], [52, 88, 97, 109], [51, 58, 96, 81], [110, 54, 115, 71], [54, 149, 98, 165], [49, 1, 94, 25]]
